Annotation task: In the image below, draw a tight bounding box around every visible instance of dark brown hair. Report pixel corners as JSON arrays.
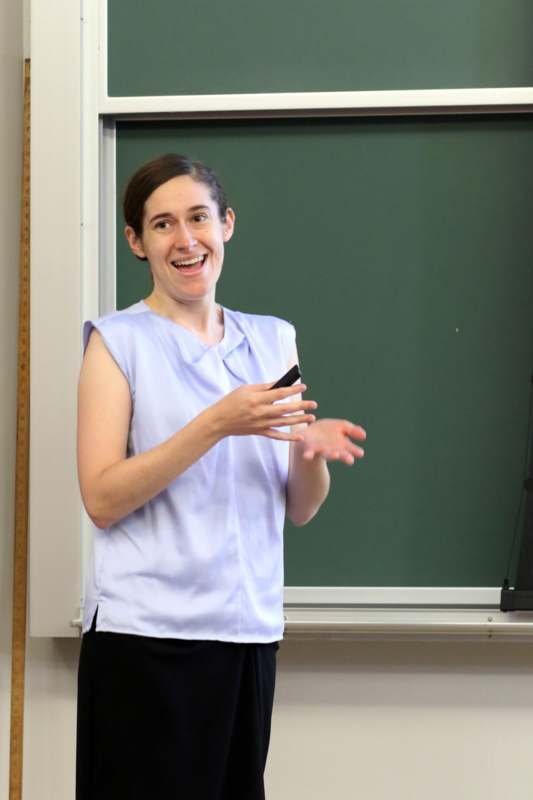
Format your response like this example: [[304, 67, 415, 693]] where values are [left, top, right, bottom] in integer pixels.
[[123, 154, 230, 261]]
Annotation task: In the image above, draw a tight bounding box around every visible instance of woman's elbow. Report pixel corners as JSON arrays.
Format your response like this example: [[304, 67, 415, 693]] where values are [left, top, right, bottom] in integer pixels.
[[85, 504, 112, 530], [92, 515, 112, 530], [287, 505, 319, 528], [81, 491, 113, 530]]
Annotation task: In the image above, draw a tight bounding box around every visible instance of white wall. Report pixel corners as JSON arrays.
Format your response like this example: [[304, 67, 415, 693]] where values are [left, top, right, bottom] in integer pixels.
[[269, 639, 533, 800], [15, 633, 533, 800], [2, 2, 533, 799]]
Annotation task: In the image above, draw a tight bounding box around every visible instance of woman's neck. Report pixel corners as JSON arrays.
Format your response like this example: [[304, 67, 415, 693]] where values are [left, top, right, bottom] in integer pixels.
[[143, 292, 224, 345]]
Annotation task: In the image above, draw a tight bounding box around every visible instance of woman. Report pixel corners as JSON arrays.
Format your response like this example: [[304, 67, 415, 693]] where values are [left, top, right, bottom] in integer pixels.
[[76, 154, 366, 799]]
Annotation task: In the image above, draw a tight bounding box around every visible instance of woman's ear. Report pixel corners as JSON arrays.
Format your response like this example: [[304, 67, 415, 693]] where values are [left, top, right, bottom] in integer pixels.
[[124, 225, 146, 259], [222, 208, 235, 243]]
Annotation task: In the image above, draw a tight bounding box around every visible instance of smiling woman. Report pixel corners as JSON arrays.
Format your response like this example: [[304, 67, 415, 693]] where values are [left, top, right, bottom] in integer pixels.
[[75, 153, 366, 800], [124, 170, 235, 324]]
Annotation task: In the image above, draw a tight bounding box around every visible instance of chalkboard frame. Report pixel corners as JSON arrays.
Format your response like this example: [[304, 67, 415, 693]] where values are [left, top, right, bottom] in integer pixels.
[[98, 0, 533, 114]]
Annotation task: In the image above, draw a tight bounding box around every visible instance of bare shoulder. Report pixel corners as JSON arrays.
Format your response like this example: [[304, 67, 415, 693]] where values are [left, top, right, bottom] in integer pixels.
[[79, 328, 129, 392], [77, 329, 131, 496]]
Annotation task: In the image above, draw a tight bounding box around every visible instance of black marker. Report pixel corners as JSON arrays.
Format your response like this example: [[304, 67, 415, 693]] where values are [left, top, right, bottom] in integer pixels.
[[271, 364, 301, 389]]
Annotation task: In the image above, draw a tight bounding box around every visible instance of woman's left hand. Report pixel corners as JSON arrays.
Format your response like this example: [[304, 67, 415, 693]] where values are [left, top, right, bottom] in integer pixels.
[[299, 419, 366, 465]]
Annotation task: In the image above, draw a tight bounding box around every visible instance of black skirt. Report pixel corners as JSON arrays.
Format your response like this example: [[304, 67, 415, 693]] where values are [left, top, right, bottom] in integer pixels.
[[76, 615, 278, 800]]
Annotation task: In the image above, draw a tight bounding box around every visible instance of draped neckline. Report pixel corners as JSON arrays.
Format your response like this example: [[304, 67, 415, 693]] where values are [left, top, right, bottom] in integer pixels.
[[137, 299, 247, 365]]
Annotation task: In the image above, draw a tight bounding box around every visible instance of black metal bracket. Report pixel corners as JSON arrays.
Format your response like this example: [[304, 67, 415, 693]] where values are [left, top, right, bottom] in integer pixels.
[[500, 588, 533, 611], [500, 384, 533, 611]]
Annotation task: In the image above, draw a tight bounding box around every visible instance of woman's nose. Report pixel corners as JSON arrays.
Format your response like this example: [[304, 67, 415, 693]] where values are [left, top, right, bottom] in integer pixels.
[[174, 222, 197, 249]]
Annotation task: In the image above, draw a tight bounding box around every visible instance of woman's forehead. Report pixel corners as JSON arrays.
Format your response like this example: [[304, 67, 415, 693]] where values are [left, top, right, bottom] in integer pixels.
[[144, 175, 213, 215]]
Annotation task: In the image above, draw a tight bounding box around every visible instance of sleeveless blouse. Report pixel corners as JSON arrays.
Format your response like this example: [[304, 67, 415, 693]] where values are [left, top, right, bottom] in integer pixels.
[[81, 301, 296, 642]]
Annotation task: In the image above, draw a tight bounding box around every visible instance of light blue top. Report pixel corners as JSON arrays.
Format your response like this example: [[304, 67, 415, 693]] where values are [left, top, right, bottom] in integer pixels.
[[81, 300, 296, 642]]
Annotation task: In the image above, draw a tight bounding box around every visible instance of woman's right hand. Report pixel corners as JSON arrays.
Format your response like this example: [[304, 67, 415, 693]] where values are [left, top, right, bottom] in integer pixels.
[[209, 383, 317, 442]]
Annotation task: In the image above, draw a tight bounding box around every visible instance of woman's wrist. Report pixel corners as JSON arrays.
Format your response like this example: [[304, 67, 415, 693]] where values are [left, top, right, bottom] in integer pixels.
[[200, 403, 228, 444]]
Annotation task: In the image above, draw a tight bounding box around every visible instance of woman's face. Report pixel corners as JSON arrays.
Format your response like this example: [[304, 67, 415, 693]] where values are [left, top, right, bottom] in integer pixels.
[[125, 174, 235, 305]]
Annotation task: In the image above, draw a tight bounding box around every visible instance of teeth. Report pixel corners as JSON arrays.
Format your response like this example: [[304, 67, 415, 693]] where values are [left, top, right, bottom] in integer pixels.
[[172, 256, 204, 267]]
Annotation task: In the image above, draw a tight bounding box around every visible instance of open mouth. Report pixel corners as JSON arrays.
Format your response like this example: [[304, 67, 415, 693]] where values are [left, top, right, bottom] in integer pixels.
[[171, 255, 207, 271]]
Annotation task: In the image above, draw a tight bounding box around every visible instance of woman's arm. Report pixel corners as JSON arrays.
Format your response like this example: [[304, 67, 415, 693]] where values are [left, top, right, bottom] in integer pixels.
[[286, 438, 331, 527], [285, 348, 366, 527], [78, 331, 316, 529], [285, 348, 330, 527]]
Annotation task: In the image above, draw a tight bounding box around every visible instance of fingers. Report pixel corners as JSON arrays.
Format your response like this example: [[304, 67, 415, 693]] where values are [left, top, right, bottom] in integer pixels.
[[343, 422, 367, 441], [271, 400, 317, 415], [327, 444, 364, 463], [249, 381, 307, 396], [303, 443, 364, 465], [331, 446, 363, 465], [269, 414, 316, 427], [263, 429, 305, 442], [344, 440, 365, 458], [303, 448, 353, 464], [266, 383, 308, 401]]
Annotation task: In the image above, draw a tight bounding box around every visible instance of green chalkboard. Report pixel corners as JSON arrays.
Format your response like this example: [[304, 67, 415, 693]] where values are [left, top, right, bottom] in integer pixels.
[[108, 0, 533, 96], [115, 116, 533, 586]]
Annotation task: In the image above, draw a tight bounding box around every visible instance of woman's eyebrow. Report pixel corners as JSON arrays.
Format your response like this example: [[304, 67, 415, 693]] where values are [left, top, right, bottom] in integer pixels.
[[148, 206, 209, 224], [148, 212, 173, 223]]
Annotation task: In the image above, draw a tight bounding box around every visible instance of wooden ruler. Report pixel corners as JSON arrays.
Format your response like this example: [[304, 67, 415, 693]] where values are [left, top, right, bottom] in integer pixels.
[[9, 57, 31, 800]]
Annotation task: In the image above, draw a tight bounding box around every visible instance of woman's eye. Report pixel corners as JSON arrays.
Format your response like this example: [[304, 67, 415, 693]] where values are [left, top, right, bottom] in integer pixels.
[[155, 220, 171, 230]]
